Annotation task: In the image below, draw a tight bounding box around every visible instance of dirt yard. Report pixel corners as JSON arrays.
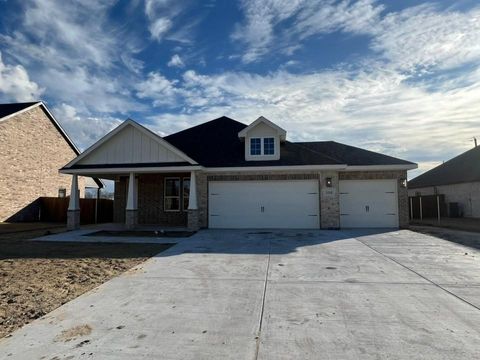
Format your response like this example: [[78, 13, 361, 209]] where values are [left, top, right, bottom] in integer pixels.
[[0, 227, 173, 338]]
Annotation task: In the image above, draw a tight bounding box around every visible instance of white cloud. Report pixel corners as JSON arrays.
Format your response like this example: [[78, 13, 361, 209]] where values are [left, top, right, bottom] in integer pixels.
[[0, 0, 146, 115], [52, 103, 122, 150], [168, 54, 185, 68], [0, 51, 43, 101], [135, 72, 178, 107]]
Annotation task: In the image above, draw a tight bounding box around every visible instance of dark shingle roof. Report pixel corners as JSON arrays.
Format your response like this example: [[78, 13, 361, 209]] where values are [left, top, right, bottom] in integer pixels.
[[296, 141, 415, 166], [0, 102, 39, 119], [165, 116, 412, 168], [408, 146, 480, 189]]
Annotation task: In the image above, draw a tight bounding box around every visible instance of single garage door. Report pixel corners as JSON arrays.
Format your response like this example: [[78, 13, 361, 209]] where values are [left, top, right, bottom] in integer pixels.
[[339, 180, 398, 228], [208, 180, 319, 229]]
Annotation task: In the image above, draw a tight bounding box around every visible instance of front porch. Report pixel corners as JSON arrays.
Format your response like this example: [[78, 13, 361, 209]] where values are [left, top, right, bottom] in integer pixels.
[[65, 169, 201, 231]]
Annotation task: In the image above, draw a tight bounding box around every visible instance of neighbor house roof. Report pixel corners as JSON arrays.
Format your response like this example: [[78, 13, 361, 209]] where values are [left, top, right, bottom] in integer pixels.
[[164, 116, 413, 168], [0, 102, 39, 119], [0, 101, 104, 188], [408, 146, 480, 189]]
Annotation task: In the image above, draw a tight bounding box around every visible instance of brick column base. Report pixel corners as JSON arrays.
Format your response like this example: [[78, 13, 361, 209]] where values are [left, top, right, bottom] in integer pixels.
[[125, 210, 138, 230], [187, 209, 199, 231], [67, 210, 80, 230]]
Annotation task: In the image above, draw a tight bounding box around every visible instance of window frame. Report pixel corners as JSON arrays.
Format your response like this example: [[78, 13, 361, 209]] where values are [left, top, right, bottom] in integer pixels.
[[164, 177, 181, 212], [250, 136, 276, 156], [263, 137, 275, 155], [182, 177, 190, 212], [250, 137, 262, 155]]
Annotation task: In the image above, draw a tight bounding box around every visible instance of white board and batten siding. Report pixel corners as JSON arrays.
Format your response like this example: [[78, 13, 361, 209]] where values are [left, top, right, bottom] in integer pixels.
[[78, 124, 185, 165], [208, 180, 319, 229], [339, 179, 398, 228]]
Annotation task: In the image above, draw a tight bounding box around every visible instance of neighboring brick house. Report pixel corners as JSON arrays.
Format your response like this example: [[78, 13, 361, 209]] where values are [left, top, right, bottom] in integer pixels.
[[0, 102, 102, 222], [60, 116, 416, 230], [408, 146, 480, 218]]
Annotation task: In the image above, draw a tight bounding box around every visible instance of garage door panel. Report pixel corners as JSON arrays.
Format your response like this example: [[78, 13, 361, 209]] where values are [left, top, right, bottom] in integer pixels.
[[339, 180, 398, 228], [209, 180, 319, 229]]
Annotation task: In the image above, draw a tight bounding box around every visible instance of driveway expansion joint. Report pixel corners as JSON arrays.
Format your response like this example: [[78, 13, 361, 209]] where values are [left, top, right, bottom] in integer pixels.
[[355, 237, 480, 312], [254, 239, 271, 360]]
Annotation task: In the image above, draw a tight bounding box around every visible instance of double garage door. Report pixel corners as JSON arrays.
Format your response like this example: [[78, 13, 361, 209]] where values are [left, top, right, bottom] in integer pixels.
[[208, 179, 399, 229], [209, 180, 319, 229]]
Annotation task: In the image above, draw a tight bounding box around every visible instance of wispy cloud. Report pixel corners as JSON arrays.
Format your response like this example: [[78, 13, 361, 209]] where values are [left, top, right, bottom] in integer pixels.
[[0, 51, 43, 101], [232, 0, 383, 63]]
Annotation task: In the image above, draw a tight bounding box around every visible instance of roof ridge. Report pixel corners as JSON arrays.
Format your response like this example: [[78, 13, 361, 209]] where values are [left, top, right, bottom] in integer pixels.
[[165, 116, 246, 138]]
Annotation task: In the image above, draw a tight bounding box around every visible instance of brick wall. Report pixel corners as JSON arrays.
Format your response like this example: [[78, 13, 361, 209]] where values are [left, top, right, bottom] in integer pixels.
[[113, 173, 189, 226], [0, 106, 86, 222], [339, 170, 409, 228]]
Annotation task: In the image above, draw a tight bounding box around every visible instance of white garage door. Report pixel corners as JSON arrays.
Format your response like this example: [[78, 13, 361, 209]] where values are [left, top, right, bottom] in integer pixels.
[[209, 180, 319, 229], [339, 180, 398, 228]]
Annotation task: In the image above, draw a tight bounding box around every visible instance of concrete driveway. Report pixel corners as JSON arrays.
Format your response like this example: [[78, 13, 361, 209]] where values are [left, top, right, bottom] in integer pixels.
[[1, 229, 480, 359]]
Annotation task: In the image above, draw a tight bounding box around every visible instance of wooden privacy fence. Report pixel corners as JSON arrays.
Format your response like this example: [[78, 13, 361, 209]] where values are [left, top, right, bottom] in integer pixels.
[[39, 197, 113, 224], [409, 194, 447, 220]]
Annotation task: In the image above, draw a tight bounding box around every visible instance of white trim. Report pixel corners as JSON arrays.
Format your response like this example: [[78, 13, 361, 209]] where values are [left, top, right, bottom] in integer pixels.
[[60, 165, 204, 175], [205, 165, 347, 172], [60, 164, 416, 175], [343, 164, 417, 171], [238, 116, 287, 140], [63, 118, 198, 169]]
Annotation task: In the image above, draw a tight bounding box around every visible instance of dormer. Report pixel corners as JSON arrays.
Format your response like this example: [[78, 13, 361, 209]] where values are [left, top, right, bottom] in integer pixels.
[[238, 116, 287, 161]]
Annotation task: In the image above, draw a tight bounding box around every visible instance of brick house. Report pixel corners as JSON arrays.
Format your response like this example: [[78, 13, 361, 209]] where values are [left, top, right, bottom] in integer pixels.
[[408, 145, 480, 218], [0, 102, 103, 222], [61, 116, 416, 230]]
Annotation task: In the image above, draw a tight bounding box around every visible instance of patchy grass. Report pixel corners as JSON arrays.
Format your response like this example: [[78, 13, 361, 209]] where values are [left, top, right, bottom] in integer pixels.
[[0, 231, 173, 338]]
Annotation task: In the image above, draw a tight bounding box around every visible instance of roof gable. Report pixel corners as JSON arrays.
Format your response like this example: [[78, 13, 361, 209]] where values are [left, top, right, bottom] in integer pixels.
[[64, 119, 197, 169], [238, 116, 287, 140], [409, 146, 480, 188]]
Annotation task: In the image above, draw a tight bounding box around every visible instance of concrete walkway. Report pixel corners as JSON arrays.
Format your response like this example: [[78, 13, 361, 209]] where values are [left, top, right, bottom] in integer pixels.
[[1, 229, 480, 359]]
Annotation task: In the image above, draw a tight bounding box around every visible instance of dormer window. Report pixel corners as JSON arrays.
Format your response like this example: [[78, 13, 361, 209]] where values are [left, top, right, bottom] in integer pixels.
[[239, 116, 286, 161], [263, 138, 275, 155], [250, 137, 275, 156], [250, 138, 261, 155]]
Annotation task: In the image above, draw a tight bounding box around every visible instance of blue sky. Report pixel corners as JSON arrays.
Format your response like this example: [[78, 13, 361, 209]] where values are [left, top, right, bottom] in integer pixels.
[[1, 0, 480, 179]]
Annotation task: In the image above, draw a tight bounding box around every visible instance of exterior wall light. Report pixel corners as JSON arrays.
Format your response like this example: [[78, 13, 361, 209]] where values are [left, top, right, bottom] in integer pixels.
[[325, 177, 333, 187], [400, 178, 407, 188]]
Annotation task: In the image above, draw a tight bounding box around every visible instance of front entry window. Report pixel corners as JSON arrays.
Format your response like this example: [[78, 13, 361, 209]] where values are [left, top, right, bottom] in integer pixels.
[[164, 178, 180, 211]]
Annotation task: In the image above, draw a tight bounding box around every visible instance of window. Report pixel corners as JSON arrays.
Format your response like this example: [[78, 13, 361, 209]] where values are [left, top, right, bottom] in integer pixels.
[[58, 188, 66, 198], [263, 137, 275, 155], [183, 178, 190, 211], [164, 178, 180, 211], [250, 138, 261, 155]]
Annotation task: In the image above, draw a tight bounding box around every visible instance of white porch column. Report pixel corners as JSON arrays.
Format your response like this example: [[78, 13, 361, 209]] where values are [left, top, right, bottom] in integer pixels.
[[67, 175, 80, 230], [188, 171, 198, 210], [125, 172, 138, 229], [187, 171, 199, 231]]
